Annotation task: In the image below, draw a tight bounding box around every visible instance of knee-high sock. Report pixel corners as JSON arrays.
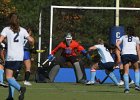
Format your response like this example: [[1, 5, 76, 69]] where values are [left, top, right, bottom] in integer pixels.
[[90, 69, 96, 82], [8, 85, 15, 98], [123, 74, 129, 90], [7, 78, 21, 91], [0, 69, 4, 83], [24, 71, 30, 81], [119, 69, 124, 81], [108, 72, 119, 85], [135, 71, 139, 86]]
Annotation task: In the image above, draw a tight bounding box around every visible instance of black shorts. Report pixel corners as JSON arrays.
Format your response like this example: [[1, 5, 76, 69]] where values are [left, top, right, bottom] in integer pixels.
[[121, 54, 138, 65], [98, 62, 115, 71], [5, 61, 23, 71]]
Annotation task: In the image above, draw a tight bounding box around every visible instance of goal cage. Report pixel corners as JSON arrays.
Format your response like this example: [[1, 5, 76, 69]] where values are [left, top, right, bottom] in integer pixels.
[[38, 5, 140, 68]]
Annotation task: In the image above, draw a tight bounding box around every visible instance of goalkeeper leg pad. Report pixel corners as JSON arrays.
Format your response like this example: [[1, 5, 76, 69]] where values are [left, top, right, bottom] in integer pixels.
[[73, 62, 86, 83], [49, 65, 60, 82]]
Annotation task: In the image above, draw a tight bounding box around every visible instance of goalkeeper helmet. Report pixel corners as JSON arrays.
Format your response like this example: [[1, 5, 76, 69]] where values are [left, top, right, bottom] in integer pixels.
[[65, 33, 72, 46]]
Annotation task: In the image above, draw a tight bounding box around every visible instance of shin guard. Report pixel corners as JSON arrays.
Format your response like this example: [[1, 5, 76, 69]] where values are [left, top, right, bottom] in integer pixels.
[[48, 65, 60, 82], [73, 62, 86, 82]]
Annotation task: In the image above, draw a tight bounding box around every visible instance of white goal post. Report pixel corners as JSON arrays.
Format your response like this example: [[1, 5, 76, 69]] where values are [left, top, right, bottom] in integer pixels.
[[38, 4, 140, 67]]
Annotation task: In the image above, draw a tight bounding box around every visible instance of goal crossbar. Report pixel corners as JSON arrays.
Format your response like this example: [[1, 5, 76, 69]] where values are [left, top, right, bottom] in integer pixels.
[[38, 5, 140, 67], [49, 5, 140, 56], [52, 5, 140, 10]]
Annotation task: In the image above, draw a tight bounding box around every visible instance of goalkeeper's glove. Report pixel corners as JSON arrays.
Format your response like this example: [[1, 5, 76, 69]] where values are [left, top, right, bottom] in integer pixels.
[[47, 54, 55, 62], [81, 50, 91, 60]]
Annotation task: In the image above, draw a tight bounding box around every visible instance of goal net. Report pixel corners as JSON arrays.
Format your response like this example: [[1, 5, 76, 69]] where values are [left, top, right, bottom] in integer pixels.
[[39, 5, 140, 68]]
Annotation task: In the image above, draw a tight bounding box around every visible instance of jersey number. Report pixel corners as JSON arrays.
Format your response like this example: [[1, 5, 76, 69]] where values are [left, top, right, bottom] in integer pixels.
[[14, 32, 19, 42], [128, 36, 132, 42], [24, 37, 28, 46]]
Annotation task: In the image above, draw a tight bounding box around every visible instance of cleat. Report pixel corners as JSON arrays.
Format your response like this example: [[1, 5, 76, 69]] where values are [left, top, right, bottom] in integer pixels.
[[0, 82, 8, 88], [124, 89, 129, 94], [135, 86, 140, 91], [129, 80, 134, 85], [119, 80, 124, 86], [77, 79, 87, 84], [6, 97, 14, 100], [24, 81, 32, 86], [78, 79, 88, 84], [86, 81, 95, 85], [117, 83, 121, 86], [19, 87, 26, 100]]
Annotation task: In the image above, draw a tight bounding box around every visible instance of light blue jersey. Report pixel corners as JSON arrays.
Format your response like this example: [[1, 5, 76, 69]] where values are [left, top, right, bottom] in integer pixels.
[[95, 44, 114, 63]]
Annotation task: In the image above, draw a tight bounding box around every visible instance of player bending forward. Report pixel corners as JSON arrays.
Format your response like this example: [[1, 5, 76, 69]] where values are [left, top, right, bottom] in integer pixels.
[[86, 38, 120, 86]]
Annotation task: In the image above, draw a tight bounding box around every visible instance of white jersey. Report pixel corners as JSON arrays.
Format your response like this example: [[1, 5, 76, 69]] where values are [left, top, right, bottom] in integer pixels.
[[95, 44, 114, 63], [1, 27, 29, 61], [119, 35, 139, 55]]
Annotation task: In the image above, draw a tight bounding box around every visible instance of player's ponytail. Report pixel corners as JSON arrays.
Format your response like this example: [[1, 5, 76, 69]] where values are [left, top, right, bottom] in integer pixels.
[[126, 26, 135, 36], [9, 13, 20, 33], [97, 38, 104, 45]]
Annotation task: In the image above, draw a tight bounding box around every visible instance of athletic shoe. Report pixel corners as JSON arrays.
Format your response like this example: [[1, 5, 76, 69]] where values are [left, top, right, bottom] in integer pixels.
[[117, 82, 122, 86], [78, 79, 88, 84], [6, 97, 14, 100], [19, 87, 26, 100], [119, 80, 124, 86], [129, 80, 134, 85], [24, 81, 32, 86], [86, 81, 95, 85], [0, 82, 8, 88], [135, 86, 140, 91], [124, 89, 129, 93]]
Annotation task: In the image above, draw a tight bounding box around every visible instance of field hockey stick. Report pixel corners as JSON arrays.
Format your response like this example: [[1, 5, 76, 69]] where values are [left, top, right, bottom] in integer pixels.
[[39, 56, 55, 67], [95, 76, 101, 83], [99, 75, 109, 84], [42, 59, 49, 65], [37, 59, 49, 67]]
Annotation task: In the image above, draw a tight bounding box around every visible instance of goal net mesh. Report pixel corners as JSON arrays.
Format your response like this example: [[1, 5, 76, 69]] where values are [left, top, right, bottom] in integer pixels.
[[40, 6, 140, 67]]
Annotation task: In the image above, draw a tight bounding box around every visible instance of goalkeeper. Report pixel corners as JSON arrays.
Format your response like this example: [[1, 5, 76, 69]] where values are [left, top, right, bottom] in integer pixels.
[[45, 33, 91, 84]]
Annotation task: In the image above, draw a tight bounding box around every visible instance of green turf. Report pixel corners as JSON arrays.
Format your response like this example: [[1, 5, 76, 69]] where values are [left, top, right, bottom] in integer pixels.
[[0, 82, 140, 100]]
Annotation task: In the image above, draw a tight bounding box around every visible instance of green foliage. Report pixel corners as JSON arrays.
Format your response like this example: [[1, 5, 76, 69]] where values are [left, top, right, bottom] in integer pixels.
[[0, 0, 140, 38]]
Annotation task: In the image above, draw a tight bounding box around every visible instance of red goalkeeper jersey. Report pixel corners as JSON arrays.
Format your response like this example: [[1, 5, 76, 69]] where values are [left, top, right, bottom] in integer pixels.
[[51, 40, 85, 57]]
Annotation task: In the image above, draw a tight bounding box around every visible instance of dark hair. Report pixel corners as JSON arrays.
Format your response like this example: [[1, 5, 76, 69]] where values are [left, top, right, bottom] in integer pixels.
[[8, 13, 20, 33], [107, 44, 117, 52], [126, 26, 135, 36], [97, 38, 104, 44], [104, 43, 111, 50]]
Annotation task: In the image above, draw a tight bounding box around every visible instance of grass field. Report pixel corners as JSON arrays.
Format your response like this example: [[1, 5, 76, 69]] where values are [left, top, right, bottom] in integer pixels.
[[0, 82, 140, 100]]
